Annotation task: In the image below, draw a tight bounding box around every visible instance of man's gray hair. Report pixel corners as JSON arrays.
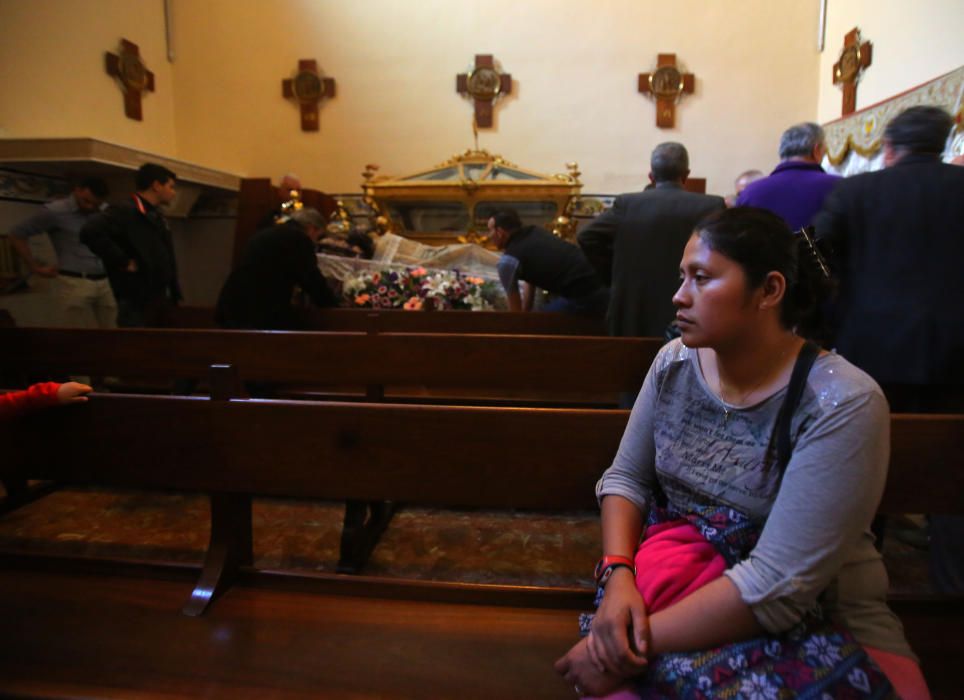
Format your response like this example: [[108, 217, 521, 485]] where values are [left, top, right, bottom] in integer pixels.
[[650, 142, 689, 182], [290, 207, 327, 229], [779, 123, 825, 160]]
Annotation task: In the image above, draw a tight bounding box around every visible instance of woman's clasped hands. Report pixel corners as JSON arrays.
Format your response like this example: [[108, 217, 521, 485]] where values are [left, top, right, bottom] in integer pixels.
[[554, 567, 650, 696]]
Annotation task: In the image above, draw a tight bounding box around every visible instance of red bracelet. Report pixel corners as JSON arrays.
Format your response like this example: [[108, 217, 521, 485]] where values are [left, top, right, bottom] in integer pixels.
[[594, 554, 636, 587]]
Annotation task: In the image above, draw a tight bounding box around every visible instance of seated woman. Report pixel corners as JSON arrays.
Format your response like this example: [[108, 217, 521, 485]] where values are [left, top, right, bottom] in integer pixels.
[[554, 208, 927, 699]]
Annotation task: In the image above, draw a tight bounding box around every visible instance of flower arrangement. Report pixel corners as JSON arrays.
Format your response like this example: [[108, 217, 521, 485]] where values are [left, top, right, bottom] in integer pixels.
[[343, 266, 503, 311]]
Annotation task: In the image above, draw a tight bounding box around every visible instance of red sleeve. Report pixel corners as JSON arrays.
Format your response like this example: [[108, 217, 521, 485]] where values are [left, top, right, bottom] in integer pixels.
[[0, 382, 62, 420]]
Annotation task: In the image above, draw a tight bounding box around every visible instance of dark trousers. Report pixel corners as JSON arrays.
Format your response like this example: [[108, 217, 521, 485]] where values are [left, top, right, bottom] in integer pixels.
[[883, 383, 964, 594]]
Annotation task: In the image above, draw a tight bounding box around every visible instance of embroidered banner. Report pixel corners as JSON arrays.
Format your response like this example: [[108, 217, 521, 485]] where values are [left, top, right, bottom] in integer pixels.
[[823, 65, 964, 165]]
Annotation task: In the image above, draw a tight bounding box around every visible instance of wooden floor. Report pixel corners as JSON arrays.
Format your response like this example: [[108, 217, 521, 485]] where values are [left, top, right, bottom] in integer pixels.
[[0, 566, 581, 699]]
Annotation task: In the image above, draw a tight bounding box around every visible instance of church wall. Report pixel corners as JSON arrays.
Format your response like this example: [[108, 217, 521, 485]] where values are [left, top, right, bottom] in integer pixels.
[[169, 0, 822, 198], [170, 219, 235, 307], [0, 0, 178, 156], [817, 0, 964, 123]]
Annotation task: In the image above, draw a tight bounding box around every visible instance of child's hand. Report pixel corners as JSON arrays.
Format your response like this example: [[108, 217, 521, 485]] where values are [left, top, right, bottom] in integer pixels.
[[57, 382, 93, 405]]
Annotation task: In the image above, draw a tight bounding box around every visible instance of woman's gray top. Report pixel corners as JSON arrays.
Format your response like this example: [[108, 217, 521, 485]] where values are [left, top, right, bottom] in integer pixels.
[[596, 339, 912, 657]]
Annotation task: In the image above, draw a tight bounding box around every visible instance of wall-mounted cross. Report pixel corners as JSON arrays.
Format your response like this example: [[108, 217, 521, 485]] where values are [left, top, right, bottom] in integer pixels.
[[283, 60, 336, 132], [105, 39, 155, 121], [639, 54, 694, 129], [833, 28, 872, 116], [456, 55, 512, 128]]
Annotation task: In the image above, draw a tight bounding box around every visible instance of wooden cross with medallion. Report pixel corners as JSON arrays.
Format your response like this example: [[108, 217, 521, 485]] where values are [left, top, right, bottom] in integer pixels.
[[105, 39, 155, 121], [639, 54, 694, 129], [456, 55, 512, 128], [833, 28, 872, 116], [282, 59, 336, 132]]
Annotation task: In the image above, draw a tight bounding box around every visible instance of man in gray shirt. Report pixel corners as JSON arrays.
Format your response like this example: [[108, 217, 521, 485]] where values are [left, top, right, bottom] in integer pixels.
[[9, 177, 116, 328]]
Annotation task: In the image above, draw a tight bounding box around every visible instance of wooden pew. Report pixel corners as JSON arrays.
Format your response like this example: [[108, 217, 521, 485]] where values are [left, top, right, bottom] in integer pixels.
[[0, 326, 663, 569], [167, 304, 609, 335], [0, 326, 661, 406], [0, 387, 961, 697]]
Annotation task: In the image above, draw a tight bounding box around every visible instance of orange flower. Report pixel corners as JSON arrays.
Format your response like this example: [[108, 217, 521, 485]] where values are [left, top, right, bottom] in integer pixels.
[[465, 276, 484, 285], [355, 293, 371, 305], [410, 267, 427, 277], [403, 297, 423, 311]]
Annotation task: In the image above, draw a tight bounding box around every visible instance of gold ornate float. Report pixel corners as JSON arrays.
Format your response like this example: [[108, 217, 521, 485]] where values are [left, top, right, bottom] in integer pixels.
[[361, 149, 582, 247]]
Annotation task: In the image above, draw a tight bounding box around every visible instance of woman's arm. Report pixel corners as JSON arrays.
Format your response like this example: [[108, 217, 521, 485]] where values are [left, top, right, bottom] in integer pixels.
[[726, 384, 890, 634], [588, 495, 649, 675], [647, 575, 763, 654], [587, 346, 679, 674]]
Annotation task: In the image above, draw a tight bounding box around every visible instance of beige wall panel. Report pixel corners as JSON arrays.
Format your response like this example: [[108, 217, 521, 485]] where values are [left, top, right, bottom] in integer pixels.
[[0, 0, 177, 155], [170, 0, 821, 196]]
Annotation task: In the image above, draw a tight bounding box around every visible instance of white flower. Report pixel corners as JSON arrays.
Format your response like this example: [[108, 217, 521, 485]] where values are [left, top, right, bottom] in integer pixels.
[[803, 634, 842, 667], [847, 667, 871, 693], [664, 655, 693, 677], [739, 672, 780, 700]]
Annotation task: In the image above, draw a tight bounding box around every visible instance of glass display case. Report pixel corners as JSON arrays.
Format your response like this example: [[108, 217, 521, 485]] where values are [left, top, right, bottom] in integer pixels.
[[361, 150, 582, 247]]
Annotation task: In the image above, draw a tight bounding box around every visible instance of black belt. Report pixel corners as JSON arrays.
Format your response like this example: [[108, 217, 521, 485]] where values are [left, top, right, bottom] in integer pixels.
[[59, 270, 108, 280]]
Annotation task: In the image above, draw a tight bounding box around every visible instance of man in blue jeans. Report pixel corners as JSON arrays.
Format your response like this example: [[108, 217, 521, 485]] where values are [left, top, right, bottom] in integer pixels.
[[487, 209, 608, 317]]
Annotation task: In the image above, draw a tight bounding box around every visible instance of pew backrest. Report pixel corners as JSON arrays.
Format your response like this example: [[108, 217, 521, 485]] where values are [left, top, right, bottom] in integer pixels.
[[0, 327, 662, 397], [3, 392, 962, 516], [167, 306, 609, 335]]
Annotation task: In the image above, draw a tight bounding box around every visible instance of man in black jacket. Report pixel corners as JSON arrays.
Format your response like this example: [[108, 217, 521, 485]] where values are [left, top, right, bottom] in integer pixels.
[[815, 106, 964, 398], [215, 208, 338, 330], [80, 163, 181, 327], [815, 105, 964, 593], [577, 142, 724, 338]]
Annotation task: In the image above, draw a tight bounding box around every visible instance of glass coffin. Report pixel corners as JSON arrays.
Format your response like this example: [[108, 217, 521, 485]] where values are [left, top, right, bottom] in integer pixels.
[[362, 150, 582, 247]]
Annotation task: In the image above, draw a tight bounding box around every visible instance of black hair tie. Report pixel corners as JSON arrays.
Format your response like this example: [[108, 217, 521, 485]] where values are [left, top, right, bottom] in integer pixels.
[[793, 226, 832, 281]]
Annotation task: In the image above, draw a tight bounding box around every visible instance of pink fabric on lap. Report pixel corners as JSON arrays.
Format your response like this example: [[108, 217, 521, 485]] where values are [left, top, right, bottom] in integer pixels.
[[633, 519, 727, 612], [588, 521, 727, 700], [588, 522, 930, 700], [864, 646, 931, 700]]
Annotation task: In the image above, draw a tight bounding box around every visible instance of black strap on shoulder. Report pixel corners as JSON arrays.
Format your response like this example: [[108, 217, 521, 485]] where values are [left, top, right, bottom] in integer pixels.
[[774, 341, 821, 473]]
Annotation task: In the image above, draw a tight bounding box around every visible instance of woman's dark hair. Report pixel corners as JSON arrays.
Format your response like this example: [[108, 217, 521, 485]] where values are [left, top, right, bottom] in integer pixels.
[[491, 208, 522, 232], [694, 207, 834, 341]]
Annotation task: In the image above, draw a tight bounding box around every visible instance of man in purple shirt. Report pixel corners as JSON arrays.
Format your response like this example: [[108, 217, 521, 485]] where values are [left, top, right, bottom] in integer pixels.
[[736, 122, 840, 230]]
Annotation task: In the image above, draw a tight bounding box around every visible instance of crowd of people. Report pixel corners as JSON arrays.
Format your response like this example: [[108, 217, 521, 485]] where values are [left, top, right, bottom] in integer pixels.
[[4, 104, 961, 698]]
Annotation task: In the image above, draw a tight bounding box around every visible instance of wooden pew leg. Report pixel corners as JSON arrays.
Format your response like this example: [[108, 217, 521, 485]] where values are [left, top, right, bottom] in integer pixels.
[[183, 493, 253, 617], [0, 478, 59, 517], [337, 500, 396, 574]]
